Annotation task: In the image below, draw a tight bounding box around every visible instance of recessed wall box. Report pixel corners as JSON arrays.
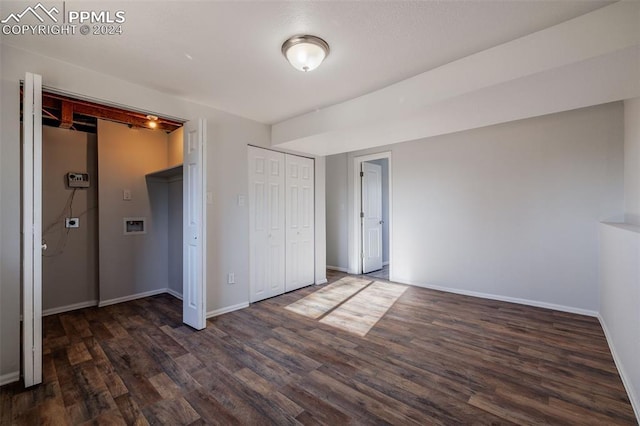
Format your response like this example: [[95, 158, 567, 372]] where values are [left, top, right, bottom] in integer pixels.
[[123, 217, 146, 235], [67, 172, 90, 188]]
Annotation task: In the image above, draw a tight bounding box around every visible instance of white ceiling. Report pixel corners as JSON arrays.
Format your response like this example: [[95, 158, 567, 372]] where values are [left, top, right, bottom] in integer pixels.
[[1, 0, 613, 124]]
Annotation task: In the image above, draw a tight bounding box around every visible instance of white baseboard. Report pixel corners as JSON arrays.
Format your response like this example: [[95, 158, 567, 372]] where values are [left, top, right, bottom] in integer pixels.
[[598, 314, 640, 421], [395, 278, 598, 317], [326, 265, 349, 272], [383, 261, 389, 266], [206, 302, 249, 318], [0, 371, 19, 386], [315, 279, 328, 285], [166, 288, 183, 300], [99, 288, 168, 308], [43, 300, 98, 317]]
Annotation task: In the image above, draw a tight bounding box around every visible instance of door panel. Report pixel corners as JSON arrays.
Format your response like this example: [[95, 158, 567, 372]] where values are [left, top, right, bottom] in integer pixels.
[[249, 147, 285, 302], [23, 72, 43, 387], [183, 119, 206, 330], [362, 162, 383, 273], [285, 154, 315, 292]]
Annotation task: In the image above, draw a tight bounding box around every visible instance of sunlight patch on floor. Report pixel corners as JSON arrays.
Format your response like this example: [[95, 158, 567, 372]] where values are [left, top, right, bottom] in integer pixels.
[[319, 281, 408, 336], [285, 277, 408, 337], [284, 276, 371, 319]]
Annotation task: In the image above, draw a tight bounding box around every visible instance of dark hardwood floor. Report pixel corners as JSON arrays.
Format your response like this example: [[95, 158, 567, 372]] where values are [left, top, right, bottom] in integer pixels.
[[1, 270, 636, 425]]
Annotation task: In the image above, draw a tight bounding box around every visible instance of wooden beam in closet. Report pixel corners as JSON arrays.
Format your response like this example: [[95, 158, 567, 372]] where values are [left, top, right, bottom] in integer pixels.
[[23, 87, 184, 133]]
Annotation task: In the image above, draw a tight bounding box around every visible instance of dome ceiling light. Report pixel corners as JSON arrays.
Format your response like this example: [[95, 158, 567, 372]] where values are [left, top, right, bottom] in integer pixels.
[[281, 35, 330, 72]]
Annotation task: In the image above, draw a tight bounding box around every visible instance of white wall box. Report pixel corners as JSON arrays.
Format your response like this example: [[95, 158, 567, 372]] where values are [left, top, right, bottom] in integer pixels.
[[248, 146, 315, 303], [123, 217, 147, 235]]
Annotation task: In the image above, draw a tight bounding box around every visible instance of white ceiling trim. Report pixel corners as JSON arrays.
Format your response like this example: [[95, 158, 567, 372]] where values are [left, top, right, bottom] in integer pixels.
[[271, 1, 640, 156]]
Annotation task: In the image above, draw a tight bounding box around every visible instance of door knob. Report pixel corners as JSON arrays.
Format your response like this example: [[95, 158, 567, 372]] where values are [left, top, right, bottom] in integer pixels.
[[379, 220, 384, 224], [41, 240, 48, 251]]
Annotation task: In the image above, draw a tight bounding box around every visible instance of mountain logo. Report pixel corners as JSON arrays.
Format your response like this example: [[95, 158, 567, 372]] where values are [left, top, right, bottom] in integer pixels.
[[1, 3, 59, 24]]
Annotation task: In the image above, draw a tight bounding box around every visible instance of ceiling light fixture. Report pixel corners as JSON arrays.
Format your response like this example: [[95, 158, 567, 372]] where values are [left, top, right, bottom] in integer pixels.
[[281, 35, 330, 72], [146, 114, 158, 129]]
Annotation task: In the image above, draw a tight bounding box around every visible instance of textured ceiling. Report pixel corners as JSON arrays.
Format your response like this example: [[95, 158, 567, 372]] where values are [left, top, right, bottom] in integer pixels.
[[1, 0, 613, 124]]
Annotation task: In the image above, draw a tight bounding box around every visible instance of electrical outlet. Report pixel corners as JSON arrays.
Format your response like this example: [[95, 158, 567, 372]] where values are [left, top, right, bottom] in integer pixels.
[[65, 217, 79, 228], [123, 189, 132, 201], [227, 272, 235, 284]]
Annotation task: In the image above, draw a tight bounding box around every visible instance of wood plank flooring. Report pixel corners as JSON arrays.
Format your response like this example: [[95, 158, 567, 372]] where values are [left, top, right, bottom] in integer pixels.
[[1, 269, 636, 425], [364, 264, 389, 281]]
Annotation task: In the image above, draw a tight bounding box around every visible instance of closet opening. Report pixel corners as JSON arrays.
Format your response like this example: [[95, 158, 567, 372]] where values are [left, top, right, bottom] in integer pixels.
[[22, 74, 207, 387], [28, 89, 188, 316]]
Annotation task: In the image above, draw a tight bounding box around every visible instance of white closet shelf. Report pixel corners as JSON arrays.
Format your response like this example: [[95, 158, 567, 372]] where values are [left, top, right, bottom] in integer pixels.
[[146, 164, 183, 180]]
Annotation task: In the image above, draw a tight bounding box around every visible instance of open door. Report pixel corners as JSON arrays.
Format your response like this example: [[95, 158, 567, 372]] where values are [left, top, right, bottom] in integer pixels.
[[362, 161, 383, 274], [22, 72, 43, 387], [182, 119, 207, 330]]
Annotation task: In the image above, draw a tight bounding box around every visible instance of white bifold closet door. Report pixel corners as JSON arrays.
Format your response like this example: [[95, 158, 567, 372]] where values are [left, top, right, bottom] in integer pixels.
[[249, 147, 315, 303], [248, 147, 286, 303], [285, 154, 315, 292]]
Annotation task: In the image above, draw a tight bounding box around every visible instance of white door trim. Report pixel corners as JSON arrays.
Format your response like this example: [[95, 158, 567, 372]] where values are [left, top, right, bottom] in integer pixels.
[[22, 72, 43, 387], [350, 152, 392, 278]]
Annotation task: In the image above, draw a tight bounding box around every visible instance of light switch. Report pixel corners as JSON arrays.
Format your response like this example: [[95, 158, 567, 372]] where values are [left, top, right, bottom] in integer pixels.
[[123, 189, 132, 201], [207, 192, 213, 205], [237, 195, 245, 207]]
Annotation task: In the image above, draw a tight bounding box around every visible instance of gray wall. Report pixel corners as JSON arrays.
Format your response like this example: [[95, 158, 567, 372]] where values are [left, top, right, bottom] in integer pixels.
[[599, 223, 640, 418], [368, 158, 389, 264], [326, 102, 624, 312], [42, 126, 98, 311], [598, 97, 640, 416], [168, 127, 183, 168], [97, 119, 170, 303], [167, 127, 184, 296], [168, 178, 183, 296], [624, 98, 640, 225], [326, 153, 348, 270]]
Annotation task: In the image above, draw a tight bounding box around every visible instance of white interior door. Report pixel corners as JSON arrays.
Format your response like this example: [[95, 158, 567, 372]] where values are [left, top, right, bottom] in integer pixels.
[[183, 119, 207, 330], [249, 147, 285, 302], [285, 154, 315, 292], [22, 72, 43, 387], [362, 161, 383, 274]]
